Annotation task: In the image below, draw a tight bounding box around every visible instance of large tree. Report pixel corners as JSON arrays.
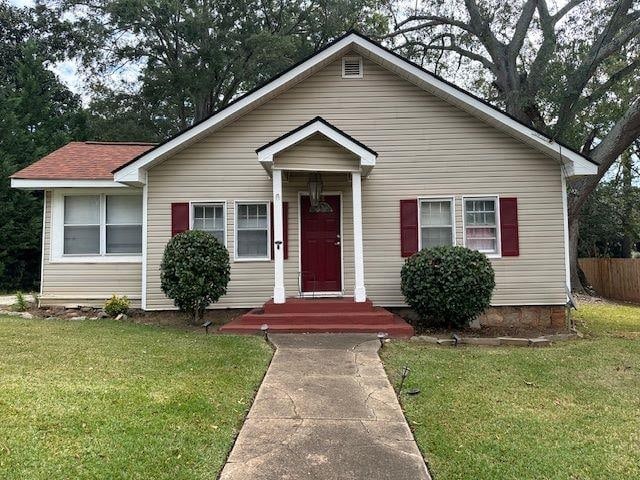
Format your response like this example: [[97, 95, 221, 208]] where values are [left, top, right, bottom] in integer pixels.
[[381, 0, 640, 290], [50, 0, 387, 135], [0, 1, 87, 291]]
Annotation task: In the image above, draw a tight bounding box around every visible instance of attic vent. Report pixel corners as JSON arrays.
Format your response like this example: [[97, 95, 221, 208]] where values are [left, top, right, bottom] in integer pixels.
[[342, 56, 363, 78]]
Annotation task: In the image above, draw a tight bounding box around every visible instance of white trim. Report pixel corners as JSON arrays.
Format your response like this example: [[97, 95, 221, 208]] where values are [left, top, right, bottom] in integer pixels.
[[272, 170, 285, 303], [351, 172, 366, 302], [341, 55, 363, 78], [257, 119, 376, 177], [300, 291, 344, 298], [50, 189, 143, 263], [39, 191, 47, 298], [114, 33, 596, 184], [297, 191, 344, 296], [188, 200, 228, 247], [462, 195, 502, 258], [141, 172, 148, 309], [12, 179, 128, 189], [417, 196, 456, 249], [561, 170, 571, 295], [233, 200, 271, 262]]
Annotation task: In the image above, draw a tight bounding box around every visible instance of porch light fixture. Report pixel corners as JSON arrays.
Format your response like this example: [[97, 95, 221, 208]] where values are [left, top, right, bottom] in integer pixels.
[[260, 323, 269, 341], [377, 332, 388, 348], [307, 172, 332, 213], [202, 320, 213, 335]]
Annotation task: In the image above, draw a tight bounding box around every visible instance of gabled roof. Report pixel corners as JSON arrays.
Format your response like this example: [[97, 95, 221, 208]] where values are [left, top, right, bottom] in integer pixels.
[[12, 142, 155, 180], [113, 31, 597, 185], [256, 116, 377, 176]]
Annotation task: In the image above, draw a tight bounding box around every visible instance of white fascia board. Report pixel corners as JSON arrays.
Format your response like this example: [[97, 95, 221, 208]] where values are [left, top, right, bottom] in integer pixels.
[[259, 120, 377, 163], [114, 37, 356, 183], [11, 179, 129, 189], [349, 37, 598, 176], [113, 32, 597, 182]]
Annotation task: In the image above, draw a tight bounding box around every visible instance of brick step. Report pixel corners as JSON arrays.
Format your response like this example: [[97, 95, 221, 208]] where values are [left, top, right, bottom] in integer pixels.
[[236, 309, 397, 326], [219, 321, 414, 338], [263, 297, 374, 314]]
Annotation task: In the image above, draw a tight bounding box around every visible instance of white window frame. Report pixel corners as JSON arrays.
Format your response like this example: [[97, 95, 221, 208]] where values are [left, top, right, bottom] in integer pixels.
[[462, 195, 501, 258], [418, 197, 456, 250], [51, 189, 143, 263], [341, 55, 363, 78], [189, 200, 227, 247], [233, 201, 271, 262]]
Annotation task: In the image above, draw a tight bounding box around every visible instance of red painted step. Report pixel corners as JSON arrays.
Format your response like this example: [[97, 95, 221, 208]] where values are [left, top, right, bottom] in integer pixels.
[[219, 297, 415, 338], [263, 297, 374, 314]]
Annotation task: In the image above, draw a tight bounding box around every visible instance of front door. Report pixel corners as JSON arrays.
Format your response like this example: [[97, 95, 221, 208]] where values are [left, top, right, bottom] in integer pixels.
[[300, 195, 342, 293]]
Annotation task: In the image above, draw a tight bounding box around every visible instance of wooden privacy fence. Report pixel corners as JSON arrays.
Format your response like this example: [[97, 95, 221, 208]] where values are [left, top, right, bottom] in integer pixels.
[[579, 258, 640, 304]]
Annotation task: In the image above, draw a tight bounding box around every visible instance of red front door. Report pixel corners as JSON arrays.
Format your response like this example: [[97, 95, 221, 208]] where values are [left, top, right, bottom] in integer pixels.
[[300, 195, 342, 293]]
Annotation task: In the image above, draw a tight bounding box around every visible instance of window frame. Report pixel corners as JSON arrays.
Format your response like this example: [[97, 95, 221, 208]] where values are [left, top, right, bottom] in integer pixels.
[[233, 200, 271, 262], [418, 197, 456, 250], [189, 200, 227, 247], [462, 195, 501, 258], [51, 189, 143, 263]]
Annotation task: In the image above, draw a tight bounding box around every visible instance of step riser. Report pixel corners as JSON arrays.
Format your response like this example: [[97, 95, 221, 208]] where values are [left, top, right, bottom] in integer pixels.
[[264, 300, 374, 314], [238, 314, 396, 325]]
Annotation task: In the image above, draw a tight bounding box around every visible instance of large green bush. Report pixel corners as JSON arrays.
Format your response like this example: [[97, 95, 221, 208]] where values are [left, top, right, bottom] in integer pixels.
[[161, 230, 230, 322], [401, 246, 495, 328]]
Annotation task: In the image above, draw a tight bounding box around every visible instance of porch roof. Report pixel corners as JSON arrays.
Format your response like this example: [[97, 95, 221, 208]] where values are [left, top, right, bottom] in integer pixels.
[[256, 116, 377, 177]]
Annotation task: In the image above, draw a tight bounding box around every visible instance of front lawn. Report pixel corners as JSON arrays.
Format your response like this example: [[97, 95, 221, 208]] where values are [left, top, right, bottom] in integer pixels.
[[382, 301, 640, 480], [0, 317, 272, 479]]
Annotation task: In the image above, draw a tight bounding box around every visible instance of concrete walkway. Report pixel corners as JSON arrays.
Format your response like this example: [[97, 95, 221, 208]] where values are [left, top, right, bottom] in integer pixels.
[[219, 334, 430, 480]]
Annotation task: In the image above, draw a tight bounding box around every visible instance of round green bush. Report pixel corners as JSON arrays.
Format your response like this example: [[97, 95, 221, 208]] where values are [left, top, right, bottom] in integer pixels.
[[161, 230, 230, 322], [401, 245, 495, 328]]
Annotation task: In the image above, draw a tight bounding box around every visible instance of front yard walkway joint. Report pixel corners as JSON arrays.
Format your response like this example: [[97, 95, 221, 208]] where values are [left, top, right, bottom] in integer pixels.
[[219, 334, 431, 480]]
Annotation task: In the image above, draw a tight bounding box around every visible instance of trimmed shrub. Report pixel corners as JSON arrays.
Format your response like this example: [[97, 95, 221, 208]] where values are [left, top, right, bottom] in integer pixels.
[[160, 230, 230, 323], [401, 245, 495, 328], [104, 294, 130, 318]]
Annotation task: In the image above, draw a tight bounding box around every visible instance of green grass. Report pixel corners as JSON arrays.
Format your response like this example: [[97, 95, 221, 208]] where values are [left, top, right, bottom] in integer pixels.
[[0, 317, 272, 479], [382, 302, 640, 480]]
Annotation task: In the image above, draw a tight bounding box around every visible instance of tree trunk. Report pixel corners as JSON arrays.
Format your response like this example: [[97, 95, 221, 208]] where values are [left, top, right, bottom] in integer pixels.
[[568, 212, 585, 293], [621, 152, 633, 258]]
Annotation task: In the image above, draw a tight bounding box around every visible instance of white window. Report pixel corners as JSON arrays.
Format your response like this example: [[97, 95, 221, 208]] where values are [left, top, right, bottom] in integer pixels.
[[106, 195, 142, 254], [192, 203, 225, 245], [464, 197, 500, 255], [64, 195, 100, 254], [420, 198, 455, 249], [235, 202, 270, 260], [56, 192, 143, 260]]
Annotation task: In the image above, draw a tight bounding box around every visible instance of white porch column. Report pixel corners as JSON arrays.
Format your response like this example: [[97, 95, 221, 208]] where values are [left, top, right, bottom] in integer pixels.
[[352, 171, 366, 302], [272, 169, 286, 303]]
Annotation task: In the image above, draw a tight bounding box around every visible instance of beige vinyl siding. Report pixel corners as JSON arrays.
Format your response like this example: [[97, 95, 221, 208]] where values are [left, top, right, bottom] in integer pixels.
[[274, 133, 360, 172], [40, 190, 142, 308], [145, 53, 566, 309]]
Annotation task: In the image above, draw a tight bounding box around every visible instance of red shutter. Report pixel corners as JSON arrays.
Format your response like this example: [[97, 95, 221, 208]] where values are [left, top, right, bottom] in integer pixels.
[[500, 197, 519, 256], [270, 202, 289, 260], [400, 199, 419, 257], [171, 203, 189, 236]]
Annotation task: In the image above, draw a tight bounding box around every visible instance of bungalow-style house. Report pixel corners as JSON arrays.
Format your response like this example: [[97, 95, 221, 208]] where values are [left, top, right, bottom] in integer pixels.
[[12, 32, 597, 335]]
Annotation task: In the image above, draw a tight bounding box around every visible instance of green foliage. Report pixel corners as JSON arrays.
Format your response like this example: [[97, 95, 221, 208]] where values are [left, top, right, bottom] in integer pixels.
[[58, 0, 387, 130], [12, 292, 28, 312], [0, 3, 87, 292], [401, 246, 495, 328], [161, 230, 230, 322], [104, 294, 130, 317]]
